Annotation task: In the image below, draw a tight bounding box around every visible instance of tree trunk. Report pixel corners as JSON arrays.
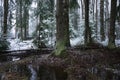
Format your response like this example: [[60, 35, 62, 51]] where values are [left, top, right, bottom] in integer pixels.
[[72, 8, 79, 30], [20, 0, 23, 40], [95, 0, 98, 39], [92, 0, 95, 21], [100, 0, 105, 41], [84, 0, 92, 45], [105, 0, 110, 40], [55, 0, 70, 57], [81, 0, 85, 19], [1, 0, 3, 34], [118, 0, 120, 25], [108, 0, 117, 48], [3, 0, 9, 37], [23, 6, 29, 40]]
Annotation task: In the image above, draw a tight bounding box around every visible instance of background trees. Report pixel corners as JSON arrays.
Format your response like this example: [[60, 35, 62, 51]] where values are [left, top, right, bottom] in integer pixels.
[[0, 0, 120, 51]]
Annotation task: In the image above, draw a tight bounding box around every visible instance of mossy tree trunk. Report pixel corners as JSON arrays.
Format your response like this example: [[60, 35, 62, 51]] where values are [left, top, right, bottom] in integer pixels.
[[84, 0, 92, 45], [108, 0, 117, 48], [55, 0, 70, 57]]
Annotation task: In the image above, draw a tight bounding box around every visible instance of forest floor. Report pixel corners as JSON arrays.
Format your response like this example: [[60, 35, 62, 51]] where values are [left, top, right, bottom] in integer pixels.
[[0, 48, 120, 80]]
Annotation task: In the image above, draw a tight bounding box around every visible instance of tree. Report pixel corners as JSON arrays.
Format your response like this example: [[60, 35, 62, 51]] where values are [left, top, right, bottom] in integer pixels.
[[3, 0, 9, 37], [69, 0, 80, 30], [104, 0, 110, 39], [95, 0, 98, 39], [81, 0, 85, 19], [0, 0, 3, 34], [108, 0, 117, 48], [92, 0, 95, 21], [84, 0, 92, 45], [15, 0, 23, 39], [100, 0, 105, 41], [117, 0, 120, 25], [22, 0, 32, 39], [54, 0, 70, 57]]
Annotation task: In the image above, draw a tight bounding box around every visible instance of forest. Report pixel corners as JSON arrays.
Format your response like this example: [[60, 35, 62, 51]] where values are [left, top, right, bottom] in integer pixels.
[[0, 0, 120, 80]]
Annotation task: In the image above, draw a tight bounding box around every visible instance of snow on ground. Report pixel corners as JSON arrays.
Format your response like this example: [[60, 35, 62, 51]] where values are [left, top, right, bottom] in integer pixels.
[[97, 38, 120, 47], [115, 40, 120, 47], [7, 37, 120, 51], [8, 39, 37, 50], [70, 37, 84, 47], [99, 38, 108, 46]]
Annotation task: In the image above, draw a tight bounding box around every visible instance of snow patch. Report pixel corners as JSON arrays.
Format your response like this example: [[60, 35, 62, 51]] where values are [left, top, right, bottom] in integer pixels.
[[8, 39, 37, 50], [70, 37, 84, 46]]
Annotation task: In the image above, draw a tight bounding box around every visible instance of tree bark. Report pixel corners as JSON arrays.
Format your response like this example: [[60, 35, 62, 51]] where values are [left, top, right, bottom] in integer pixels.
[[84, 0, 92, 45], [23, 6, 29, 40], [20, 0, 23, 40], [1, 0, 3, 33], [81, 0, 85, 19], [105, 0, 110, 39], [55, 0, 70, 57], [108, 0, 117, 48], [92, 0, 95, 21], [3, 0, 9, 37], [100, 0, 105, 41], [95, 0, 98, 39]]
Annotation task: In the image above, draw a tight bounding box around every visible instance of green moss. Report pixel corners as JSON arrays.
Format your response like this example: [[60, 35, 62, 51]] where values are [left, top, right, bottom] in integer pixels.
[[54, 40, 67, 58], [108, 43, 116, 49]]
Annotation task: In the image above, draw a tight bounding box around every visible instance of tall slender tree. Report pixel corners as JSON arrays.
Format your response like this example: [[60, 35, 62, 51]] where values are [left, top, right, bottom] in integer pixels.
[[108, 0, 117, 48], [22, 0, 32, 39], [84, 0, 92, 45], [118, 0, 120, 25], [0, 0, 3, 34], [92, 0, 95, 21], [3, 0, 9, 37], [105, 0, 110, 39], [81, 0, 85, 19], [54, 0, 70, 57], [100, 0, 105, 41], [95, 0, 98, 39]]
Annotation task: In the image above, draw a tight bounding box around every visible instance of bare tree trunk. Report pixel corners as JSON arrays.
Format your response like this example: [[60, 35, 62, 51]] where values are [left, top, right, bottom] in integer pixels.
[[23, 6, 29, 40], [1, 0, 3, 34], [95, 0, 98, 39], [72, 8, 79, 30], [118, 0, 120, 25], [3, 0, 9, 37], [105, 0, 110, 39], [92, 0, 95, 21], [100, 0, 105, 41], [84, 0, 92, 45], [20, 0, 23, 40], [108, 0, 117, 48], [81, 0, 85, 19]]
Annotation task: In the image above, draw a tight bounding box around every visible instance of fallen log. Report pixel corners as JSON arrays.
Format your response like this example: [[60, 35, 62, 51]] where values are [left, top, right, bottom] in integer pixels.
[[0, 48, 53, 61]]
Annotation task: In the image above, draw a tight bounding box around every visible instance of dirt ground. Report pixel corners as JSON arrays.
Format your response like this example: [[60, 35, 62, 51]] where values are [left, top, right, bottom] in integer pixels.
[[0, 48, 120, 80]]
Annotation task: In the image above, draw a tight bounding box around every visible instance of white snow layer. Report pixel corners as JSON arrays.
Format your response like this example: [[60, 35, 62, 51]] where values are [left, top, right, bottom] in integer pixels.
[[8, 38, 120, 50], [70, 37, 84, 46], [8, 39, 37, 50]]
